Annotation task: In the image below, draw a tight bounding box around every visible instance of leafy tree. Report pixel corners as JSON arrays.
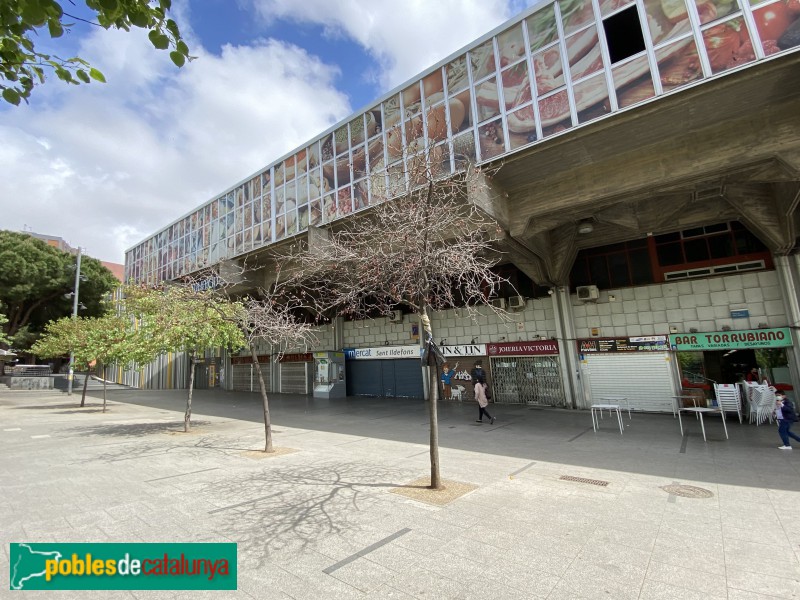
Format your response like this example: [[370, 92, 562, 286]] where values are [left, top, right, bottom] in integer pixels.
[[286, 152, 508, 489], [32, 313, 156, 410], [0, 231, 118, 350], [1, 0, 190, 106], [124, 284, 246, 432], [0, 312, 9, 347]]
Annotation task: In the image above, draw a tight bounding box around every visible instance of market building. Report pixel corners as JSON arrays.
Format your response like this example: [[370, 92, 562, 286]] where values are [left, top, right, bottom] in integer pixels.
[[124, 0, 800, 410]]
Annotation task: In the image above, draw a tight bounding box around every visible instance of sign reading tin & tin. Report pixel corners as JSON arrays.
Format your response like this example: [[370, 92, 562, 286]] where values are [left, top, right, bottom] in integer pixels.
[[669, 327, 793, 351]]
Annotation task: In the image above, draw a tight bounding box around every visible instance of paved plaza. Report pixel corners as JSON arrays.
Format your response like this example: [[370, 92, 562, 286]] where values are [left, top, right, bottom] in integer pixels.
[[1, 387, 799, 599]]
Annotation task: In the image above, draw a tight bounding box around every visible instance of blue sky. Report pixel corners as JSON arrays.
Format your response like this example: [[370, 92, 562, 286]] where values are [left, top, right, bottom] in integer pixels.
[[0, 0, 536, 263]]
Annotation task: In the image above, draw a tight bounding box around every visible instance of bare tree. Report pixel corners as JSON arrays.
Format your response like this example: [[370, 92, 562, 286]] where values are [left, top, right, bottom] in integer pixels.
[[235, 283, 318, 452], [284, 149, 509, 489]]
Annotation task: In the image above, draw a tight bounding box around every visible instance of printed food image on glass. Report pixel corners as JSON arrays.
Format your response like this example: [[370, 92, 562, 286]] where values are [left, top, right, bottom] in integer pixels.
[[575, 73, 611, 123], [563, 0, 598, 36], [643, 0, 692, 45], [309, 199, 322, 226], [475, 76, 501, 122], [453, 131, 476, 170], [470, 39, 497, 81], [703, 17, 756, 74], [448, 89, 472, 135], [425, 101, 449, 143], [367, 137, 384, 173], [694, 0, 737, 25], [297, 174, 309, 205], [354, 180, 368, 210], [299, 204, 309, 230], [613, 54, 655, 108], [321, 134, 334, 162], [275, 214, 286, 240], [337, 187, 353, 218], [478, 118, 505, 160], [508, 104, 538, 149], [655, 36, 703, 91], [568, 25, 605, 81], [533, 45, 566, 95], [287, 209, 297, 236], [752, 1, 800, 55], [539, 89, 573, 137], [498, 23, 526, 67], [528, 4, 559, 52], [446, 54, 469, 95], [600, 0, 634, 16], [501, 62, 531, 111], [402, 82, 422, 119], [422, 69, 445, 107]]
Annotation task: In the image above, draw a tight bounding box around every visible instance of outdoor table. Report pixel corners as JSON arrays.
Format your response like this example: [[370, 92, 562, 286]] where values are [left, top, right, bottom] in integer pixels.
[[671, 395, 701, 418], [599, 396, 631, 419], [677, 407, 728, 442], [591, 404, 624, 435]]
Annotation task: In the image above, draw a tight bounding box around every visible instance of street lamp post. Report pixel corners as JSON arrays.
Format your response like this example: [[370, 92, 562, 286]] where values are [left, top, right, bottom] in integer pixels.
[[67, 247, 82, 396]]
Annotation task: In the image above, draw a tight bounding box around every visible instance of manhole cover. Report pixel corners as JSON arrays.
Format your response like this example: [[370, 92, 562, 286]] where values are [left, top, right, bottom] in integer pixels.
[[559, 475, 609, 487], [660, 484, 713, 498]]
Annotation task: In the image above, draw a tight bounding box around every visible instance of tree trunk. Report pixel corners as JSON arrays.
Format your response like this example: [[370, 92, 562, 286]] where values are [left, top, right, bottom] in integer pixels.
[[421, 309, 442, 490], [251, 346, 273, 452], [185, 354, 195, 432], [80, 370, 89, 407]]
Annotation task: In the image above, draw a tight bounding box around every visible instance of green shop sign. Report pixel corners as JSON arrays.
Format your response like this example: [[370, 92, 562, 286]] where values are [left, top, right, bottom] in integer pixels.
[[669, 327, 793, 351]]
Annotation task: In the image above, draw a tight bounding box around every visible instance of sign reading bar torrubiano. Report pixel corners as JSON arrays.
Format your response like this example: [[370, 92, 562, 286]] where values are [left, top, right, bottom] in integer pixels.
[[487, 340, 559, 356], [578, 336, 668, 353], [669, 327, 793, 351]]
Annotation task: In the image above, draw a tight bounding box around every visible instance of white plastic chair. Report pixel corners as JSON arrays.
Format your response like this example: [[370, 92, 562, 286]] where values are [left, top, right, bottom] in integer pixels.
[[755, 386, 777, 426], [747, 384, 762, 424], [714, 383, 742, 424]]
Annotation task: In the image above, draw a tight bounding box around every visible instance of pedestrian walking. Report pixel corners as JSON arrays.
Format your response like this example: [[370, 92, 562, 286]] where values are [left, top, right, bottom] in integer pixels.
[[776, 391, 800, 449], [475, 380, 495, 424]]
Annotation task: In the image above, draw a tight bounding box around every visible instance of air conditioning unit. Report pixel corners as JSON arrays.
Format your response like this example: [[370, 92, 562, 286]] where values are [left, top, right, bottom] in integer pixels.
[[576, 285, 600, 302], [508, 295, 526, 310], [490, 297, 507, 309], [388, 310, 403, 323]]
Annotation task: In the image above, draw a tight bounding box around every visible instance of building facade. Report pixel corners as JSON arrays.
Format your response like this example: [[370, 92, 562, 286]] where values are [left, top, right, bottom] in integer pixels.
[[125, 0, 800, 409]]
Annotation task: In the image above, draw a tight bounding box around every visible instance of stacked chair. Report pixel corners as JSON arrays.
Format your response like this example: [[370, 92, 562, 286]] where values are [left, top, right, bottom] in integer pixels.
[[714, 383, 743, 424]]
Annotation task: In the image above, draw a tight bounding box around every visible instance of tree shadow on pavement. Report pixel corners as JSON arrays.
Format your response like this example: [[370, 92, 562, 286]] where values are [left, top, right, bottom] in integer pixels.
[[66, 420, 214, 438], [197, 461, 411, 567]]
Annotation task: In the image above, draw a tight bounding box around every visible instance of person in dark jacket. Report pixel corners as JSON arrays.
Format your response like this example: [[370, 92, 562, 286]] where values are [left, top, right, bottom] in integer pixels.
[[776, 391, 800, 450], [470, 361, 486, 386]]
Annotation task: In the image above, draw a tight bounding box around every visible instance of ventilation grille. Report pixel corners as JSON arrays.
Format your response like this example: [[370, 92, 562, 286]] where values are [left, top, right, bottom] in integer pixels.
[[664, 260, 765, 281], [559, 475, 609, 487]]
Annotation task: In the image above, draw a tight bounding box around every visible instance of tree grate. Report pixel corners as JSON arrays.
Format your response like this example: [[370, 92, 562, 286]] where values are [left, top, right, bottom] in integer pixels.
[[660, 484, 713, 498], [559, 475, 609, 487]]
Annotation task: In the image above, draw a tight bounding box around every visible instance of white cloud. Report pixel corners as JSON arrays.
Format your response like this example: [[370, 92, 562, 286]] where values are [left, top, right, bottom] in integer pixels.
[[248, 0, 526, 91], [0, 23, 350, 263]]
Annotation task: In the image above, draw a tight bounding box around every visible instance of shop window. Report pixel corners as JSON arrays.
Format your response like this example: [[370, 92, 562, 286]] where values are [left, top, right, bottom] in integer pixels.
[[570, 239, 654, 289], [684, 238, 710, 262], [603, 7, 646, 64], [656, 242, 684, 266]]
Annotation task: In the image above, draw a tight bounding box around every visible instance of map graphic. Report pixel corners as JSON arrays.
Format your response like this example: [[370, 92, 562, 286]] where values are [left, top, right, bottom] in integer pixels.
[[10, 544, 62, 590]]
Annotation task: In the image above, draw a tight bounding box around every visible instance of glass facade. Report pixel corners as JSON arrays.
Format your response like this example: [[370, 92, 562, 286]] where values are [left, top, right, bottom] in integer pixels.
[[125, 0, 800, 284]]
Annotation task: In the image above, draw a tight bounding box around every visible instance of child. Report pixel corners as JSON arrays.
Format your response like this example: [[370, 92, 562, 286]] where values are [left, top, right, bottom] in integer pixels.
[[776, 391, 800, 450]]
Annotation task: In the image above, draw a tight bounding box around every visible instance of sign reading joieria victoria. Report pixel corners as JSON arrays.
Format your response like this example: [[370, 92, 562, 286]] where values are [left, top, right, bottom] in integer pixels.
[[487, 340, 559, 356], [669, 327, 793, 351]]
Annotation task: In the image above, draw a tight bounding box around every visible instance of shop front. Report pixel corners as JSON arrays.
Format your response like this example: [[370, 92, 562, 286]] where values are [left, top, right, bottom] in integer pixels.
[[487, 340, 565, 406], [669, 328, 795, 398], [344, 345, 424, 398], [231, 354, 271, 392], [577, 336, 676, 412], [439, 343, 489, 403], [279, 352, 314, 394]]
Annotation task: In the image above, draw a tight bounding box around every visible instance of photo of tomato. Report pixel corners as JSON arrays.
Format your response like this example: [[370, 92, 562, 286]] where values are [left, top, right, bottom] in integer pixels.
[[703, 18, 753, 73], [755, 1, 793, 39]]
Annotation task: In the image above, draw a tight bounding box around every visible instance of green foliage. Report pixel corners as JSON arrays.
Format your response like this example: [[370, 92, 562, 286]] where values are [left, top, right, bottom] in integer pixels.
[[0, 312, 9, 346], [0, 0, 191, 105], [0, 231, 119, 350], [123, 285, 246, 357], [31, 313, 156, 369]]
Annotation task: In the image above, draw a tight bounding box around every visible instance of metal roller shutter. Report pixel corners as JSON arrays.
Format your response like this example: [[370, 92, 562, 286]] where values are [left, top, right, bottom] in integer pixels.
[[280, 362, 309, 394], [347, 361, 381, 396], [232, 364, 271, 392], [583, 353, 676, 412], [392, 359, 424, 398]]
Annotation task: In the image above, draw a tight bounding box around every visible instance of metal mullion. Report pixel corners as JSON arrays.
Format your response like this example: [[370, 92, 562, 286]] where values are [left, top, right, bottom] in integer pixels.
[[553, 1, 579, 129], [441, 64, 457, 174], [465, 46, 482, 163], [739, 0, 765, 60], [593, 0, 622, 108], [492, 36, 512, 154], [683, 0, 713, 78], [521, 17, 544, 143]]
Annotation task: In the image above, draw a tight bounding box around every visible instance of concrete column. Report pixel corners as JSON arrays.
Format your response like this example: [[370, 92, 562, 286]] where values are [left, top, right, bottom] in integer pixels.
[[774, 255, 800, 398], [552, 287, 584, 409]]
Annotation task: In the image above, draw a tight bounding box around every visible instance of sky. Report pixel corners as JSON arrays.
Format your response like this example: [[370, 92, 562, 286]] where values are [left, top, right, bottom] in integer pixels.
[[0, 0, 538, 264]]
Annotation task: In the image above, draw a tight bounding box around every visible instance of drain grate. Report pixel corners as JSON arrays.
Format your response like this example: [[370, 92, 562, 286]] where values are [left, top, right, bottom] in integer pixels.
[[660, 484, 713, 498], [559, 475, 609, 487]]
